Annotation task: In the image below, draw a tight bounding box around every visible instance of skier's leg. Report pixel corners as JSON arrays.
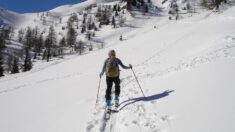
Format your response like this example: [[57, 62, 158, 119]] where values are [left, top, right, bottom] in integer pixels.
[[105, 77, 113, 106], [114, 76, 120, 105]]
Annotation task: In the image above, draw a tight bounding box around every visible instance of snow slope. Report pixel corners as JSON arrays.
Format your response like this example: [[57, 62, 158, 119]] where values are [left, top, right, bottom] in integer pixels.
[[0, 9, 27, 27], [0, 0, 96, 27], [1, 1, 235, 132]]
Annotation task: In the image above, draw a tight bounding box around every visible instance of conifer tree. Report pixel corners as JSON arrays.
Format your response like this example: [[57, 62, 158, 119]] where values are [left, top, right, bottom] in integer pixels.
[[59, 37, 66, 57], [36, 33, 44, 56], [59, 37, 66, 47], [78, 40, 85, 55], [67, 15, 77, 49], [0, 54, 4, 77], [45, 26, 57, 62], [18, 29, 25, 43], [0, 31, 5, 77], [112, 16, 116, 28], [23, 48, 32, 72], [67, 25, 77, 48], [6, 55, 13, 72], [24, 27, 33, 48], [11, 57, 19, 74]]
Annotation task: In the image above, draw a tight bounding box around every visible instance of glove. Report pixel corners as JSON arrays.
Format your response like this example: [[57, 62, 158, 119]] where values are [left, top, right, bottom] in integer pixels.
[[99, 72, 103, 78], [129, 64, 132, 69]]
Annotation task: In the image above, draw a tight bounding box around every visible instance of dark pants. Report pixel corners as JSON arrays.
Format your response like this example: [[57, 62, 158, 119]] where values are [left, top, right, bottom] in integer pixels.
[[105, 76, 120, 100]]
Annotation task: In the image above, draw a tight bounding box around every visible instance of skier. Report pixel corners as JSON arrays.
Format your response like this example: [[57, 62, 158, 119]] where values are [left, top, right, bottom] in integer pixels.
[[100, 49, 132, 112]]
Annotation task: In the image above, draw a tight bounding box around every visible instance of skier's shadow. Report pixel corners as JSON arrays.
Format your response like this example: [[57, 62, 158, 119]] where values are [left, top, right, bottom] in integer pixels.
[[119, 90, 174, 111]]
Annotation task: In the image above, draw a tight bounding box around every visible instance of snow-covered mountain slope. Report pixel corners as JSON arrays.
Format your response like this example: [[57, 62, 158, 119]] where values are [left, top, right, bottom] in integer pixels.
[[0, 0, 95, 28], [0, 0, 133, 59], [50, 0, 96, 15], [0, 8, 27, 27], [0, 1, 235, 132]]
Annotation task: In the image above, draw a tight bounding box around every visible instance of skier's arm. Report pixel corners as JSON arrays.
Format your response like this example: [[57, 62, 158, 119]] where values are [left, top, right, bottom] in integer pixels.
[[118, 58, 131, 69], [100, 59, 107, 77]]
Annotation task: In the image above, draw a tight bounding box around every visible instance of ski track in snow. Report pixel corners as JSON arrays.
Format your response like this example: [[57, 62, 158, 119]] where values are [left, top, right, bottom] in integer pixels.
[[136, 33, 235, 79], [0, 54, 81, 83], [0, 68, 82, 94], [0, 72, 82, 94]]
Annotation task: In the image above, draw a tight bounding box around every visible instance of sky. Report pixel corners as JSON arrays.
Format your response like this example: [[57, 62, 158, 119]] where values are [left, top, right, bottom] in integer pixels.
[[0, 0, 86, 13]]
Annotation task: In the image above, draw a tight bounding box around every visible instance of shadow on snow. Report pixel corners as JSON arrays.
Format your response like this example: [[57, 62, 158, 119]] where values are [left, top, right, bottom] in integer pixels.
[[119, 90, 174, 111]]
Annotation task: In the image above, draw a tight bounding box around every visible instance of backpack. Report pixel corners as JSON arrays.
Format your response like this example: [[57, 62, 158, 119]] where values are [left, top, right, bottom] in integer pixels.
[[106, 58, 119, 77]]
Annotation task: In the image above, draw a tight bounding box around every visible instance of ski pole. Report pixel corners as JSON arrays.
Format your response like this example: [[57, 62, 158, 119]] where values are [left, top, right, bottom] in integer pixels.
[[131, 67, 146, 98], [95, 77, 102, 105]]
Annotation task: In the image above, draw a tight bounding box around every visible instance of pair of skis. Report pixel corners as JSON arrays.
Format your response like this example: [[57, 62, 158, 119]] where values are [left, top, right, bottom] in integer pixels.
[[104, 104, 119, 120], [100, 104, 119, 132]]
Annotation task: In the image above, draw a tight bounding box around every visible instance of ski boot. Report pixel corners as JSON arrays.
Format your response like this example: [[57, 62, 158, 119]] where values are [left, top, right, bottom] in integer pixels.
[[106, 100, 112, 113], [104, 100, 112, 120], [114, 95, 119, 107]]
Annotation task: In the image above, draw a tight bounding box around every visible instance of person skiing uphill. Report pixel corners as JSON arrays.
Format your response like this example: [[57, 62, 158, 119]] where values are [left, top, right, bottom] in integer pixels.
[[100, 50, 132, 112]]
